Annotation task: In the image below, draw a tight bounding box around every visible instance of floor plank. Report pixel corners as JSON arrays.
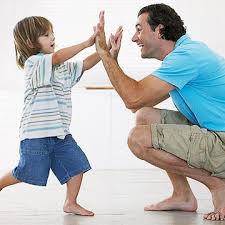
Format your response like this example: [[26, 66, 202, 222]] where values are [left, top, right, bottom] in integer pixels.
[[0, 169, 219, 225]]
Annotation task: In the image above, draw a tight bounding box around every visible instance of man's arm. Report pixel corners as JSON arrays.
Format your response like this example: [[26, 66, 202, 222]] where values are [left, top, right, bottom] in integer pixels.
[[130, 92, 170, 113], [98, 52, 174, 109], [95, 11, 174, 110]]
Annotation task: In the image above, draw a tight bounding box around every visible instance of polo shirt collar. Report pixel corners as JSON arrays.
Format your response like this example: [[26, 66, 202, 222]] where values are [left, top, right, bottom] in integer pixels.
[[175, 34, 191, 48]]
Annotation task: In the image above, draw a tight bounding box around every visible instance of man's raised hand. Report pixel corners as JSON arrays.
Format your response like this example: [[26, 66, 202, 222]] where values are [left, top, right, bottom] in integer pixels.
[[95, 11, 108, 55], [108, 26, 123, 60]]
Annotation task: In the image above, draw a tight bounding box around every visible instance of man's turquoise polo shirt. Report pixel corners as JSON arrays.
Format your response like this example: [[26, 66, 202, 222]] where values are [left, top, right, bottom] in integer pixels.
[[152, 34, 225, 131]]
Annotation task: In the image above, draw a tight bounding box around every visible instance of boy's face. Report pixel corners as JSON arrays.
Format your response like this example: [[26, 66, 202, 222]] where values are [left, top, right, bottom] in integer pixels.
[[37, 30, 55, 54]]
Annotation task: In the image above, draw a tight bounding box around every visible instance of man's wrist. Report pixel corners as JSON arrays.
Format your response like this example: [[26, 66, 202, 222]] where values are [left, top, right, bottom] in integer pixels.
[[99, 49, 111, 59]]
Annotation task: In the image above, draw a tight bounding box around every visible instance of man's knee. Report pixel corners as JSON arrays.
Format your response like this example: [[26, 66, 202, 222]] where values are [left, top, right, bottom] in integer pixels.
[[136, 107, 161, 125], [127, 126, 147, 160]]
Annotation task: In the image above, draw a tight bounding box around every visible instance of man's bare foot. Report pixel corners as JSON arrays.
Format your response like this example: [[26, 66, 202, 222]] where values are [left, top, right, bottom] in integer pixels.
[[144, 194, 197, 212], [63, 203, 94, 216], [204, 181, 225, 221]]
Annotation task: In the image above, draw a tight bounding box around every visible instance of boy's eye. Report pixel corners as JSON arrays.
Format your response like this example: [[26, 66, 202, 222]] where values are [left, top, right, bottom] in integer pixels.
[[44, 33, 49, 37]]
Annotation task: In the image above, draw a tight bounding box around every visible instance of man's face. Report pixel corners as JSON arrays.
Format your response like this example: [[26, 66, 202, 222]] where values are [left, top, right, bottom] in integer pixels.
[[132, 12, 160, 59]]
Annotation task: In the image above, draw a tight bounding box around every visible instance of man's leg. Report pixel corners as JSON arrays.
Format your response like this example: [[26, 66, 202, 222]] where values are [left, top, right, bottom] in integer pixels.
[[135, 107, 197, 212], [128, 118, 225, 220]]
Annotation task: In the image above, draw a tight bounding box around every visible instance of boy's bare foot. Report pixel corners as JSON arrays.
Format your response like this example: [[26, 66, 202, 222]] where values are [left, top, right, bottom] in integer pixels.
[[144, 194, 197, 212], [63, 203, 94, 216]]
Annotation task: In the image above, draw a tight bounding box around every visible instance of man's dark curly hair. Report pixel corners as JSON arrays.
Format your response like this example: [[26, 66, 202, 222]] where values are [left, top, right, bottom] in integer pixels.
[[138, 4, 186, 41]]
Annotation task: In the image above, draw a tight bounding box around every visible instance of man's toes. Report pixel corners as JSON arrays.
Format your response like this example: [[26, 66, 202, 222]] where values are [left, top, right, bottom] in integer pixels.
[[204, 212, 213, 219], [204, 210, 225, 221], [218, 211, 225, 221], [215, 212, 221, 221], [220, 214, 225, 221], [206, 213, 214, 220], [213, 213, 218, 221]]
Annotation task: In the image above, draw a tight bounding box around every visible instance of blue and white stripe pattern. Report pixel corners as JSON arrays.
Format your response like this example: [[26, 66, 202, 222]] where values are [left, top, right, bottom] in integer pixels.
[[19, 53, 83, 140]]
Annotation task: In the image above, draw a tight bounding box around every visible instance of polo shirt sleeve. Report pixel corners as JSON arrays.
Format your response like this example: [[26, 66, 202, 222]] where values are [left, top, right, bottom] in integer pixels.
[[152, 48, 199, 89], [66, 60, 83, 87], [24, 54, 53, 89]]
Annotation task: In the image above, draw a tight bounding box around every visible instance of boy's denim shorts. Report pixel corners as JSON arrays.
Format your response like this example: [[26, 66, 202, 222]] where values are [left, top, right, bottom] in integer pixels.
[[12, 134, 91, 186]]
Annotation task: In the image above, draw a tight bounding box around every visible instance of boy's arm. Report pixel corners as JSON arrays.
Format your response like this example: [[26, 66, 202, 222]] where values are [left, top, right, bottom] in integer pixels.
[[82, 52, 100, 71], [52, 42, 88, 65], [52, 32, 96, 65]]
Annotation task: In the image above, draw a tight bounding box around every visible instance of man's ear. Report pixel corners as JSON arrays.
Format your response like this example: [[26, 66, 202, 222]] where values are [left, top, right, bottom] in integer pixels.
[[26, 39, 35, 49], [156, 24, 164, 39]]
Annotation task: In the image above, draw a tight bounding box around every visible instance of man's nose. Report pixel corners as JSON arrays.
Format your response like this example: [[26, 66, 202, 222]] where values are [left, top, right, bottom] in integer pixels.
[[131, 33, 137, 42]]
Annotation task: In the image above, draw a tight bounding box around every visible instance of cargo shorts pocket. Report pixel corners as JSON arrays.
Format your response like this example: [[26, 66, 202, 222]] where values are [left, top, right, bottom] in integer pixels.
[[187, 133, 207, 169]]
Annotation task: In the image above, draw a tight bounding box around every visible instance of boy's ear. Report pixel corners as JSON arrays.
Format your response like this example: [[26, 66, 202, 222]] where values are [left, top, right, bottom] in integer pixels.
[[26, 39, 35, 49]]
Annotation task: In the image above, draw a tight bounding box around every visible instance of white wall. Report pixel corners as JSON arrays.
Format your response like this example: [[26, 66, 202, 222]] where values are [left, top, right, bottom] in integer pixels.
[[1, 0, 225, 169], [0, 89, 176, 170], [2, 0, 225, 91]]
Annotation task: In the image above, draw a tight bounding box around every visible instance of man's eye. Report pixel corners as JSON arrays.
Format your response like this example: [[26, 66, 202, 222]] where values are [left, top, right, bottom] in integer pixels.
[[136, 27, 141, 32]]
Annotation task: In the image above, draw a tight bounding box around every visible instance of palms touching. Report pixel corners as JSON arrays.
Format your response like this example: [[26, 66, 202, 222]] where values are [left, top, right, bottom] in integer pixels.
[[95, 11, 123, 59]]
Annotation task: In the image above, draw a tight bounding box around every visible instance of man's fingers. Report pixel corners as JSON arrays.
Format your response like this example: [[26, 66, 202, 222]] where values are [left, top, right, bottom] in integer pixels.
[[110, 34, 116, 47], [99, 10, 105, 26], [117, 33, 123, 46], [114, 26, 123, 35], [97, 23, 101, 31], [116, 26, 123, 33], [114, 26, 123, 40]]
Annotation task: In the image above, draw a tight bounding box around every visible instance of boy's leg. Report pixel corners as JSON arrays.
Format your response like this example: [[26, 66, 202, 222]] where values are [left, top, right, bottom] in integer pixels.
[[51, 135, 93, 216], [63, 173, 94, 216], [0, 171, 21, 190]]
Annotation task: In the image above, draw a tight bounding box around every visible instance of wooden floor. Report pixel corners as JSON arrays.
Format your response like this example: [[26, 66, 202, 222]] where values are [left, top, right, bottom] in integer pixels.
[[0, 169, 220, 225]]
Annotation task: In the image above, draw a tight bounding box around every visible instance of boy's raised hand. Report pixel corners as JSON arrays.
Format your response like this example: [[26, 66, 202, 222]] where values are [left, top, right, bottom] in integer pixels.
[[84, 27, 98, 48]]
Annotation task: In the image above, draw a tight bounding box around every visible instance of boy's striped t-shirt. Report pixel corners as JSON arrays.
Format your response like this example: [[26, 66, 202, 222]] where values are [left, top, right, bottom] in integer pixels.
[[19, 53, 83, 140]]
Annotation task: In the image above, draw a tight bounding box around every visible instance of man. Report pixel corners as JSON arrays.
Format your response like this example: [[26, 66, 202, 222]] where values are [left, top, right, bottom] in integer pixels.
[[95, 4, 225, 221]]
